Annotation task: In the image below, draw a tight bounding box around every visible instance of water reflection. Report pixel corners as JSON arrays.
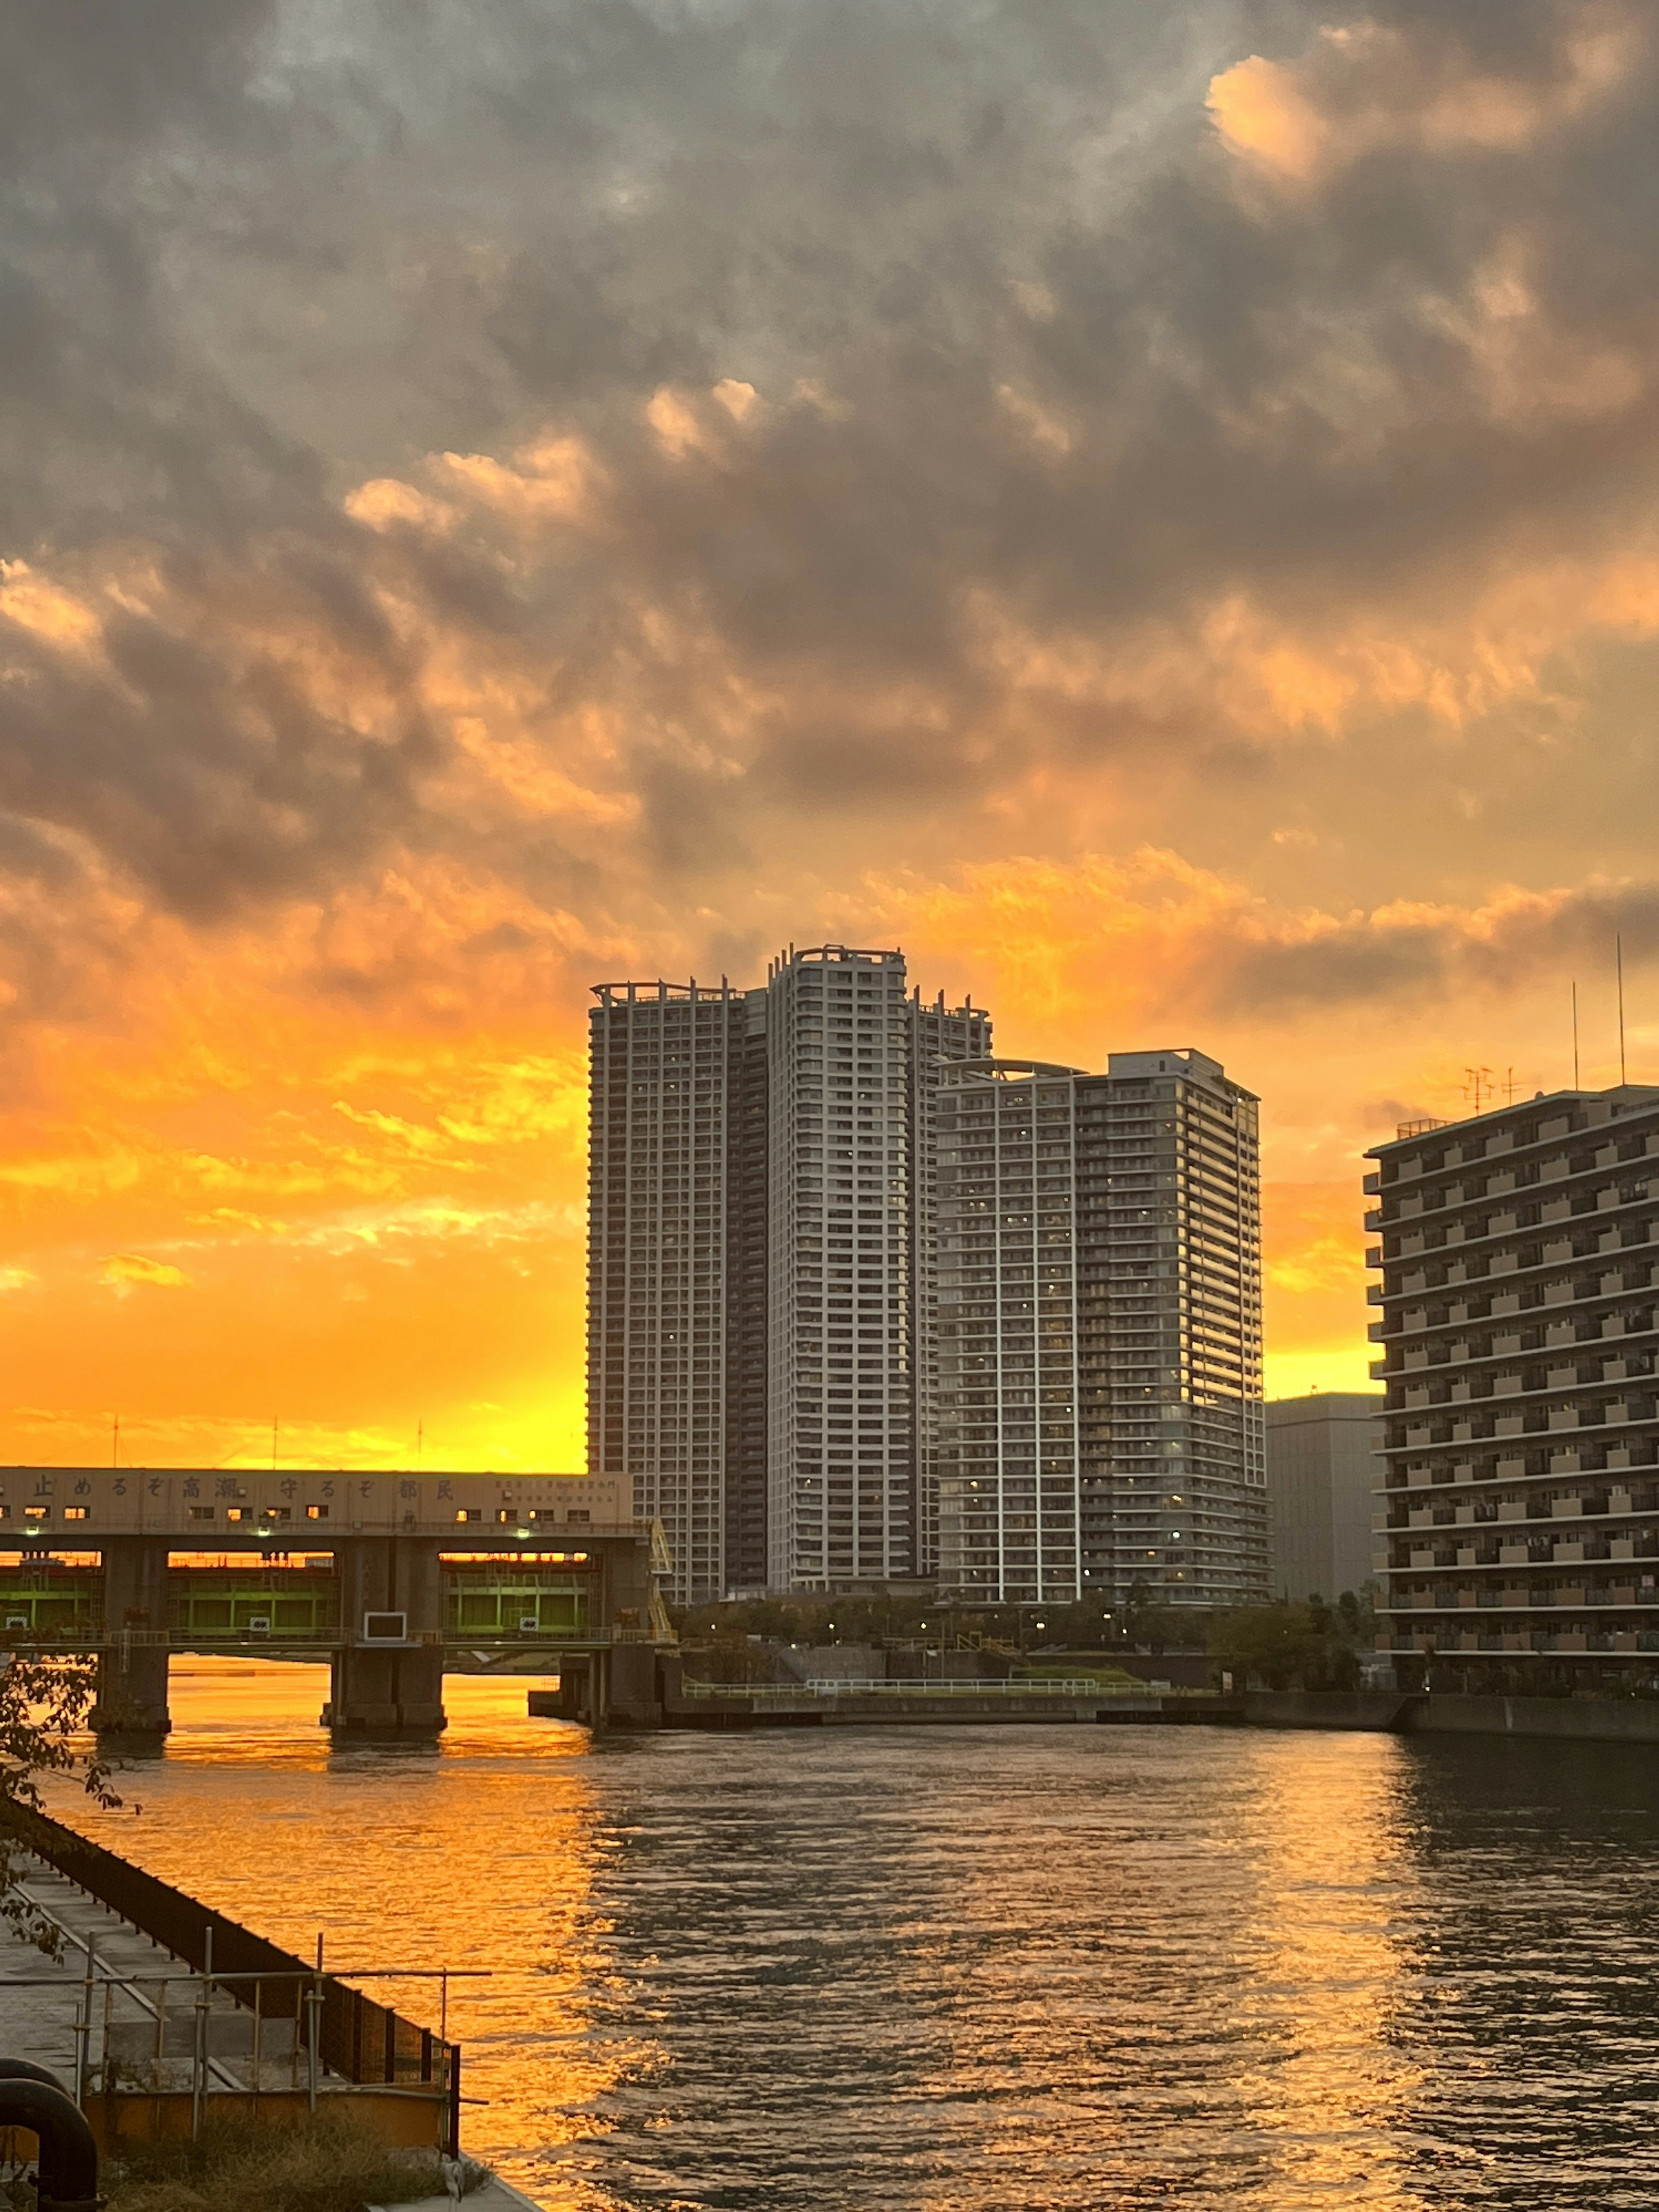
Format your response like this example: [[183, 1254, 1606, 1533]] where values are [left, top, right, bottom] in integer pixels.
[[60, 1675, 1659, 2209], [79, 1660, 636, 2208], [1383, 1736, 1659, 2205]]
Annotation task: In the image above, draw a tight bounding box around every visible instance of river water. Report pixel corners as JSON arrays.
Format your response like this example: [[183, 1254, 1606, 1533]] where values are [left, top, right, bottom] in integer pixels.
[[60, 1660, 1659, 2210]]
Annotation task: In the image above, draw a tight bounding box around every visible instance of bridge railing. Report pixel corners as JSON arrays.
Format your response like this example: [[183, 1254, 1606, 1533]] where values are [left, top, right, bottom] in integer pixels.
[[677, 1675, 1177, 1699], [0, 1623, 670, 1652]]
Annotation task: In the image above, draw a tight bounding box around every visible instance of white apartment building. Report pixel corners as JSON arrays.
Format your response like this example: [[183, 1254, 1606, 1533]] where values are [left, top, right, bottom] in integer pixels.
[[934, 1049, 1268, 1610], [587, 948, 988, 1602]]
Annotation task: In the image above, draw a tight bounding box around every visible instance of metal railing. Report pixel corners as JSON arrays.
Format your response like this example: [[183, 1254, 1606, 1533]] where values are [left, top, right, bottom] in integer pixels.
[[679, 1675, 1173, 1699], [0, 1803, 462, 2146], [0, 1953, 462, 2116], [0, 1623, 666, 1653]]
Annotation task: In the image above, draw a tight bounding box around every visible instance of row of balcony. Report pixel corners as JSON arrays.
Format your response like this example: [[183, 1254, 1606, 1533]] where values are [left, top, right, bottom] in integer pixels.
[[1379, 1484, 1653, 1524], [1387, 1533, 1659, 1568], [1369, 1185, 1652, 1254], [1384, 1629, 1659, 1655], [1368, 1246, 1656, 1313], [1370, 1113, 1653, 1188], [1385, 1404, 1658, 1452], [1390, 1365, 1658, 1408]]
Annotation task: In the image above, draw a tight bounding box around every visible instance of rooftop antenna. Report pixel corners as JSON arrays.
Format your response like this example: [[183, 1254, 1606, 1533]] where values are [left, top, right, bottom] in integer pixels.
[[1572, 980, 1580, 1089], [1463, 1066, 1493, 1114], [1618, 934, 1627, 1085], [1502, 1067, 1519, 1104]]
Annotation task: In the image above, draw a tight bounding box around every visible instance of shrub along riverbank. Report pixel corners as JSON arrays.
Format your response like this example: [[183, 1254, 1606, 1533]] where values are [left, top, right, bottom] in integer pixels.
[[15, 2112, 454, 2212]]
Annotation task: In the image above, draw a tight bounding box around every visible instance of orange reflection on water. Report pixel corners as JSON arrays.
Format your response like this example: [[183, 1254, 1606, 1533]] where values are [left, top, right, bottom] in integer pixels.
[[69, 1659, 651, 2209], [898, 1730, 1434, 2211], [1228, 1732, 1430, 2209]]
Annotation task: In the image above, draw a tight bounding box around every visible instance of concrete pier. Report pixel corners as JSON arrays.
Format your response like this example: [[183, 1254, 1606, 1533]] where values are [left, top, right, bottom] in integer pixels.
[[89, 1538, 172, 1738]]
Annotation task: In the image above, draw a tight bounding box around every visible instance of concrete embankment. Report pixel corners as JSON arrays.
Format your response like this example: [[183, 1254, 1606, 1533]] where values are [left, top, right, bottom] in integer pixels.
[[1245, 1690, 1659, 1744], [533, 1679, 1211, 1727], [533, 1673, 1659, 1745]]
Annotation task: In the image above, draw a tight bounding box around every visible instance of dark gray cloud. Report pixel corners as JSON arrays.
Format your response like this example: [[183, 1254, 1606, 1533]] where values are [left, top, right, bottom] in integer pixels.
[[3, 0, 1659, 977], [1220, 880, 1659, 1017]]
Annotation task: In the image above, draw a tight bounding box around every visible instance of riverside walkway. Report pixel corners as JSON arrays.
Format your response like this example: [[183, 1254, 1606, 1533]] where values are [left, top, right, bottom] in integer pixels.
[[0, 1819, 541, 2205]]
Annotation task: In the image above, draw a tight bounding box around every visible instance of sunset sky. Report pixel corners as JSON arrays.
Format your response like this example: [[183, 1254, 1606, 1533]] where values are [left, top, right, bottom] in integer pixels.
[[4, 0, 1659, 1472]]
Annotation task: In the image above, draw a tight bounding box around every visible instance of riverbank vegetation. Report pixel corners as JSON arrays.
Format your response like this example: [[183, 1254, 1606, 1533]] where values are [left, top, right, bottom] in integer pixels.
[[80, 2111, 449, 2212], [1208, 1593, 1376, 1691], [0, 1651, 125, 1955], [676, 1582, 1380, 1690]]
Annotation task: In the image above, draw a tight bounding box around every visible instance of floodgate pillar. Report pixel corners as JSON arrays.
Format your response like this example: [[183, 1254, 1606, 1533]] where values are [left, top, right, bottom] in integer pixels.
[[321, 1539, 446, 1735], [92, 1538, 171, 1737]]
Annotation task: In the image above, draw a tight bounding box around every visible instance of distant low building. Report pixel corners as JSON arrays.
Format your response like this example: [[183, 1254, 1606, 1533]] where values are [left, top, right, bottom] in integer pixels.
[[1265, 1392, 1382, 1602]]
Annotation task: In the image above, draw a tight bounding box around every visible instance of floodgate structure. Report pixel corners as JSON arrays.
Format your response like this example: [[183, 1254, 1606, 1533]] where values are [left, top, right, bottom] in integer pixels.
[[0, 1469, 671, 1734]]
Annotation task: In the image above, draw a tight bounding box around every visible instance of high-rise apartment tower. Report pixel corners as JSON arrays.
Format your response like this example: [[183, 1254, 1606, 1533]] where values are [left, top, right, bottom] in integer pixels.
[[587, 949, 988, 1603], [932, 1048, 1268, 1609]]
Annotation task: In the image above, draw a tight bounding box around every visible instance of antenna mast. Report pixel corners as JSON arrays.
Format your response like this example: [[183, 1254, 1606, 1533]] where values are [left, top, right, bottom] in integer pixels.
[[1573, 980, 1580, 1089], [1618, 934, 1627, 1084]]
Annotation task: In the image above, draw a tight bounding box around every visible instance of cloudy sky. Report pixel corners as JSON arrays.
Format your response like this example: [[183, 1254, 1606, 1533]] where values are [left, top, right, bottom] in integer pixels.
[[3, 0, 1657, 1469]]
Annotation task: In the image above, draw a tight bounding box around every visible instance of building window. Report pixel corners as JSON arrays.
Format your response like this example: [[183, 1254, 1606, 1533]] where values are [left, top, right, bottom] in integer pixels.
[[456, 1508, 483, 1524]]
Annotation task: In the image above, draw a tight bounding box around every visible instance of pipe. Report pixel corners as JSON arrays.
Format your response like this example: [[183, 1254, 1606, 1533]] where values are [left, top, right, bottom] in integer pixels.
[[0, 2076, 100, 2212], [0, 2059, 68, 2091]]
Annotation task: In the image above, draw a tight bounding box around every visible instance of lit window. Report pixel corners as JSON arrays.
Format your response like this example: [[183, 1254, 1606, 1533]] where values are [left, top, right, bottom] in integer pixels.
[[63, 1506, 89, 1522], [306, 1504, 329, 1520]]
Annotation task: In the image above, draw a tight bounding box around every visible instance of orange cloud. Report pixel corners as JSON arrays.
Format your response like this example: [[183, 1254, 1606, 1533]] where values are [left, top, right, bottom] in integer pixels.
[[101, 1253, 193, 1292], [1210, 8, 1642, 187]]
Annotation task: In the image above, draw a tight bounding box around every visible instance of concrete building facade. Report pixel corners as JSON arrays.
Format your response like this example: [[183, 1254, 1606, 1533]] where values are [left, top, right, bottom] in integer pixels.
[[587, 981, 754, 1605], [934, 1048, 1268, 1610], [587, 949, 988, 1602], [1265, 1392, 1382, 1601], [933, 1061, 1084, 1606], [1367, 1084, 1659, 1690]]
